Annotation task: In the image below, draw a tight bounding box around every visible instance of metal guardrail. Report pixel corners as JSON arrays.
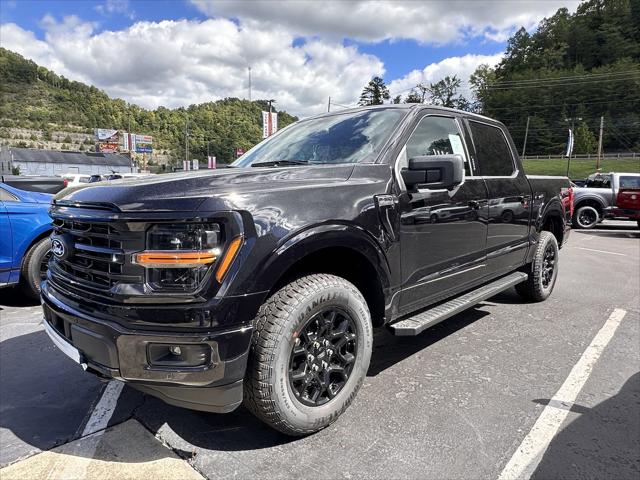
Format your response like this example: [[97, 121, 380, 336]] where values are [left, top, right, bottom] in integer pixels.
[[522, 153, 639, 160]]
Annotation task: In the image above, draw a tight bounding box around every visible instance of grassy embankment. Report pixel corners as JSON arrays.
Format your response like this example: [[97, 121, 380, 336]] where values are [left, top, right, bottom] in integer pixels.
[[523, 158, 640, 179]]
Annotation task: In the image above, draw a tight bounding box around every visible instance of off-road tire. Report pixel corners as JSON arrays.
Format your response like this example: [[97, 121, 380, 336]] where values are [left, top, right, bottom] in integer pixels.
[[572, 205, 599, 229], [516, 231, 559, 302], [20, 237, 51, 300], [243, 274, 373, 436]]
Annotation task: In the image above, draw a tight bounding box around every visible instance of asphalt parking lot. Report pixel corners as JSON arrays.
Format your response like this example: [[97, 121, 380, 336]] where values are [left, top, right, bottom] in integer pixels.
[[1, 221, 638, 479]]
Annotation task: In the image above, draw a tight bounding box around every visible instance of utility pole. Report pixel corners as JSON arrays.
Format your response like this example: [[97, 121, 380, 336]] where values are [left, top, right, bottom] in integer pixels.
[[248, 66, 252, 102], [521, 116, 530, 157], [327, 96, 331, 113], [596, 115, 604, 170]]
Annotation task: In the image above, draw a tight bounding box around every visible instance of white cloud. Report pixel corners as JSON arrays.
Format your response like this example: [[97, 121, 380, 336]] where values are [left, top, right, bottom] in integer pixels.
[[95, 0, 135, 20], [388, 53, 504, 100], [0, 17, 383, 117], [191, 0, 581, 44]]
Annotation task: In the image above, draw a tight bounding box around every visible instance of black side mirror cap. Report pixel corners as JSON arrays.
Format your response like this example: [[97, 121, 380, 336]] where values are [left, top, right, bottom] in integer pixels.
[[401, 154, 464, 191]]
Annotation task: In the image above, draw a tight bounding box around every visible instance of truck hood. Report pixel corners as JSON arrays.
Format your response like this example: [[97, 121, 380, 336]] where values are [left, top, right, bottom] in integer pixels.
[[54, 165, 355, 212]]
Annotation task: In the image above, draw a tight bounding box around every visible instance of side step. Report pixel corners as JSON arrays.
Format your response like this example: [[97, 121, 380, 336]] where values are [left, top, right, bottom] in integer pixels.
[[389, 272, 528, 336]]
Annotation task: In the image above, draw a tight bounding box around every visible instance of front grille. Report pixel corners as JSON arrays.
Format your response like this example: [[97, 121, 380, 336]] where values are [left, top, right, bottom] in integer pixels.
[[49, 218, 145, 297]]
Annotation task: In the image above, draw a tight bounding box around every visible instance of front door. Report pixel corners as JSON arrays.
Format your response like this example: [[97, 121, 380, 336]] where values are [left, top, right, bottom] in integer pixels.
[[397, 113, 488, 313]]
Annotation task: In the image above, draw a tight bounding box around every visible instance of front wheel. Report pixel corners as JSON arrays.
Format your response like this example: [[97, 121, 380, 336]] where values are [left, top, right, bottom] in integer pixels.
[[243, 274, 373, 436], [20, 237, 52, 300], [516, 231, 559, 302]]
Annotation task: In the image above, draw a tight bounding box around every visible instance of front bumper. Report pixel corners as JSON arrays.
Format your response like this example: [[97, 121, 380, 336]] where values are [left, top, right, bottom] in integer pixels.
[[41, 283, 253, 413]]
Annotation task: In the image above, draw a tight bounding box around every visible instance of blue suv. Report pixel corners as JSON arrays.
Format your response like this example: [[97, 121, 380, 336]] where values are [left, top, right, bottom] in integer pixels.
[[0, 182, 54, 299]]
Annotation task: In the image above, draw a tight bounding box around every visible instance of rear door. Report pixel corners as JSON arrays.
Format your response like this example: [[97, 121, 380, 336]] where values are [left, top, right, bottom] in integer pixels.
[[466, 119, 532, 276], [397, 112, 488, 313]]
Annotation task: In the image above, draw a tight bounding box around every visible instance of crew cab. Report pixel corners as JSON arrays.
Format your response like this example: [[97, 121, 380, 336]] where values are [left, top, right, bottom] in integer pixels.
[[1, 182, 53, 298], [572, 172, 640, 229], [41, 105, 571, 436]]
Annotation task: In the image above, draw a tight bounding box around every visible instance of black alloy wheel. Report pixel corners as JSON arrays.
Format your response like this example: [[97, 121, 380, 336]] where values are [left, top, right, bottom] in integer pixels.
[[288, 308, 357, 407], [541, 244, 556, 288]]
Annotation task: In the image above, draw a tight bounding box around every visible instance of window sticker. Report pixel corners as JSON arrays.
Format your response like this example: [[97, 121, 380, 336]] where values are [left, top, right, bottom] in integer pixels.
[[448, 134, 465, 158]]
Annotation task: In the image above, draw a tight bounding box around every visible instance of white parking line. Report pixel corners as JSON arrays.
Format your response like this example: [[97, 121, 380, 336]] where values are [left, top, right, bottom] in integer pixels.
[[82, 380, 125, 436], [49, 380, 124, 480], [497, 308, 627, 480], [573, 246, 627, 256]]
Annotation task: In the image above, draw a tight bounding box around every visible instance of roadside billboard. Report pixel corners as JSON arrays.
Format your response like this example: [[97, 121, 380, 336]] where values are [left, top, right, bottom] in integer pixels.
[[121, 132, 153, 153]]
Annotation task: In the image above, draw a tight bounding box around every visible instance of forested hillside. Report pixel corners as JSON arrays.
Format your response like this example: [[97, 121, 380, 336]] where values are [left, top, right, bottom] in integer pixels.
[[0, 48, 296, 164], [471, 0, 640, 155]]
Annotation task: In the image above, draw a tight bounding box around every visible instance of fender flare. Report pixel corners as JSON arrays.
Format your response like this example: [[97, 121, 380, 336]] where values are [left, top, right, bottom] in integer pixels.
[[250, 222, 392, 298], [573, 194, 606, 212]]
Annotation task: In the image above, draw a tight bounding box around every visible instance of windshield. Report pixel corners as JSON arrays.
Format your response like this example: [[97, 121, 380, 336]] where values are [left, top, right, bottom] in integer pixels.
[[232, 108, 406, 167]]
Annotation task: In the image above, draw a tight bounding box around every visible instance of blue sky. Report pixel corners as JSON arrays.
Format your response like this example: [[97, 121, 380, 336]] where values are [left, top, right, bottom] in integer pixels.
[[0, 0, 579, 116]]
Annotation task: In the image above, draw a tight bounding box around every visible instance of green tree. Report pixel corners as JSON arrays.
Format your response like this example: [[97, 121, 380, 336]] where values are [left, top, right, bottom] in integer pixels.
[[404, 90, 422, 103], [574, 122, 597, 154], [426, 76, 469, 109], [358, 76, 390, 106]]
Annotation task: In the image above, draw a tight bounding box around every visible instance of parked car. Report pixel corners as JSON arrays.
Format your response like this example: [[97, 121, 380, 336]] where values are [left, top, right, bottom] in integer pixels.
[[0, 182, 53, 299], [42, 105, 571, 436], [60, 173, 94, 188], [572, 172, 640, 228], [105, 173, 154, 180]]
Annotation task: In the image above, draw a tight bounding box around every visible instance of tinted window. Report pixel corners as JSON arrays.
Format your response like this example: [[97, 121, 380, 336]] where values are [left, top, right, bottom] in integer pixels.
[[233, 109, 406, 167], [469, 121, 515, 176], [405, 116, 470, 175], [619, 176, 640, 189]]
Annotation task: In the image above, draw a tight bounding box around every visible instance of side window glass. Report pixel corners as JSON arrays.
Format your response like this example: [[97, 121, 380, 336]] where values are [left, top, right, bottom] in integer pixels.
[[469, 121, 515, 176], [405, 116, 470, 175], [0, 187, 19, 202]]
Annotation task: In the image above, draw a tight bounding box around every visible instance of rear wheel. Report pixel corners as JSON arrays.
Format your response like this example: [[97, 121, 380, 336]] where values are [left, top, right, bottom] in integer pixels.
[[516, 231, 559, 302], [243, 274, 372, 436], [573, 205, 599, 229], [20, 237, 52, 300]]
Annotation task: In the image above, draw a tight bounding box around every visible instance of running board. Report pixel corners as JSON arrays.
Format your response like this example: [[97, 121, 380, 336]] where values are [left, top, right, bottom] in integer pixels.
[[389, 272, 528, 336]]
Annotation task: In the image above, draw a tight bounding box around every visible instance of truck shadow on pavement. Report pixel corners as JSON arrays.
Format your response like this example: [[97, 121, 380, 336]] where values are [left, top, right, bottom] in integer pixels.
[[0, 330, 104, 466], [0, 286, 40, 308], [531, 372, 640, 480]]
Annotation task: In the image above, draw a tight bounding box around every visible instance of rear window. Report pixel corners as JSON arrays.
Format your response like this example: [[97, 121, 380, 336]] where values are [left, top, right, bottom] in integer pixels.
[[619, 176, 640, 189], [469, 121, 515, 176], [585, 174, 611, 188]]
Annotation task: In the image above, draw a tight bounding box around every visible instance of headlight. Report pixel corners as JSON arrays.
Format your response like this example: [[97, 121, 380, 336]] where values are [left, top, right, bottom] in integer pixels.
[[132, 223, 242, 292]]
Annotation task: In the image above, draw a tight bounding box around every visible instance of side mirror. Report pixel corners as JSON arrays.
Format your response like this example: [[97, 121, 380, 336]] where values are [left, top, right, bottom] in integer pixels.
[[401, 154, 464, 191]]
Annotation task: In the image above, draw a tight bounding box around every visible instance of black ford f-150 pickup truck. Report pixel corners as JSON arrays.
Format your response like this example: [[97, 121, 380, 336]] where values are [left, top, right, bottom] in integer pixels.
[[42, 105, 571, 435]]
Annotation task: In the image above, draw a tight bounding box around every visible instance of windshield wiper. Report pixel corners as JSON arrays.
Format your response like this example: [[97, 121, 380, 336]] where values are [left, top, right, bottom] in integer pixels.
[[251, 159, 311, 167]]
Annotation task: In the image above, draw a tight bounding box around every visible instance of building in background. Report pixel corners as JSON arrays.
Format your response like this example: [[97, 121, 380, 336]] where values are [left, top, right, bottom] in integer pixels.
[[0, 146, 135, 176]]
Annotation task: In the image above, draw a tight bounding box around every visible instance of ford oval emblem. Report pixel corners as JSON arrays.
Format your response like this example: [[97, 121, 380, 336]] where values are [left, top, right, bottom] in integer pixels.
[[51, 238, 66, 258]]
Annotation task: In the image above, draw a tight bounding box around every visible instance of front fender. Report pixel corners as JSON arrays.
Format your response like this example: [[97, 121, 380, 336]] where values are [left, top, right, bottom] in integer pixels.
[[248, 222, 392, 298]]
